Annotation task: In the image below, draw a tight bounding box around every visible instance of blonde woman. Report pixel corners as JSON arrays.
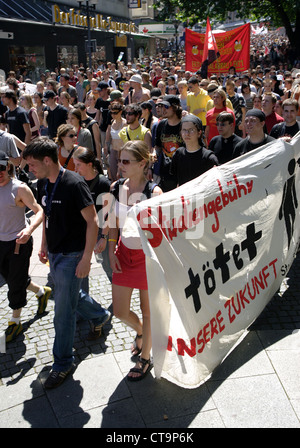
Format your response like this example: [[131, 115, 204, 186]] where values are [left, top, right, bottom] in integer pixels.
[[19, 94, 40, 139], [109, 141, 163, 381]]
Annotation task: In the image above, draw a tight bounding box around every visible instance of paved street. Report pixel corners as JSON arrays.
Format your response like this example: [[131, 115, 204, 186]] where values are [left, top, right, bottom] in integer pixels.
[[0, 224, 299, 429]]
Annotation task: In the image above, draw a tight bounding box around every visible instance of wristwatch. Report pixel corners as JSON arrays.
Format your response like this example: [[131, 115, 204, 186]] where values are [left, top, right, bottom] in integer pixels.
[[100, 234, 108, 240]]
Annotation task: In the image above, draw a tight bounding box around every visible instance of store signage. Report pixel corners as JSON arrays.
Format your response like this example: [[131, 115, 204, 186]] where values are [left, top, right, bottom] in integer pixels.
[[52, 4, 136, 33], [0, 31, 14, 39]]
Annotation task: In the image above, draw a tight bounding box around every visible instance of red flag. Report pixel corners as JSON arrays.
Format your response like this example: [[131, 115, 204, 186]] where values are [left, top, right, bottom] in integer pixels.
[[200, 17, 220, 78], [185, 24, 250, 74]]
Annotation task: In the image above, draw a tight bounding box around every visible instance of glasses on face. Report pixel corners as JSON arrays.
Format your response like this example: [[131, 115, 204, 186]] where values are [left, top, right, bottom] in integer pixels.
[[65, 133, 76, 138], [181, 128, 197, 135], [0, 165, 7, 172], [155, 104, 163, 108], [125, 111, 136, 116], [118, 158, 137, 165], [111, 110, 121, 115], [162, 105, 170, 109]]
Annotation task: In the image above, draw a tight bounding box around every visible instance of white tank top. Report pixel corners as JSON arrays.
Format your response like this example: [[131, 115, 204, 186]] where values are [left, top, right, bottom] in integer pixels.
[[0, 178, 27, 241]]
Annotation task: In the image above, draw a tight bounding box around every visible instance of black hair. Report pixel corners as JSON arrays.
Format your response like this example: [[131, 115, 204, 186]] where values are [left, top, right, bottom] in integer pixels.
[[23, 136, 59, 163]]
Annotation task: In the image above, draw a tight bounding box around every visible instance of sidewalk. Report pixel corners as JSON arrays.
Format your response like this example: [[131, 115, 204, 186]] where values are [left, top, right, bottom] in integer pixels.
[[0, 224, 299, 428]]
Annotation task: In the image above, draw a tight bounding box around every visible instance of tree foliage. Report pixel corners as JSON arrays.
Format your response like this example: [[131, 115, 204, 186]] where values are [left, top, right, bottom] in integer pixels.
[[154, 0, 300, 50]]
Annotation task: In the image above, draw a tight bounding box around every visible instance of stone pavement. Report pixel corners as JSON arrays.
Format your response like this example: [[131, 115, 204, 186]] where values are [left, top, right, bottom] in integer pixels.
[[0, 224, 300, 429]]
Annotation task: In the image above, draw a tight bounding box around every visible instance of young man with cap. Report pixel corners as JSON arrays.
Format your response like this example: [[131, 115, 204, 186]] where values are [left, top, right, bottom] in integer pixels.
[[270, 99, 300, 140], [0, 151, 52, 343], [232, 109, 275, 158], [170, 115, 219, 186], [43, 90, 68, 140], [155, 95, 184, 191], [127, 74, 150, 104], [23, 137, 111, 388], [2, 90, 31, 145]]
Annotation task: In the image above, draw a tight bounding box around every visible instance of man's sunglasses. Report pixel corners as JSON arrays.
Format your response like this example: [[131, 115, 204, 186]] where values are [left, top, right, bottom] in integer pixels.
[[0, 165, 7, 172]]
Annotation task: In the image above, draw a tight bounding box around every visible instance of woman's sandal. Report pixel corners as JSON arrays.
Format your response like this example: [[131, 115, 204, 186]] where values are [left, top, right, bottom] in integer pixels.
[[127, 356, 153, 382], [131, 334, 142, 357]]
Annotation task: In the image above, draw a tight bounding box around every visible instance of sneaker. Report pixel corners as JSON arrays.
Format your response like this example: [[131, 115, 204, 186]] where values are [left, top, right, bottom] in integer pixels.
[[44, 367, 72, 389], [36, 286, 52, 315], [87, 311, 111, 340], [5, 321, 23, 342]]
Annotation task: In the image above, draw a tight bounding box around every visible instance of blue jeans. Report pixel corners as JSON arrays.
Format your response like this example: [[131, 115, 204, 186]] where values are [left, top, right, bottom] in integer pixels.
[[49, 251, 109, 371]]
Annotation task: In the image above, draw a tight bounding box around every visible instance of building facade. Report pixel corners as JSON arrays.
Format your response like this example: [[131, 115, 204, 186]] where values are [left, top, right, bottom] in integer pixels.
[[0, 0, 155, 81]]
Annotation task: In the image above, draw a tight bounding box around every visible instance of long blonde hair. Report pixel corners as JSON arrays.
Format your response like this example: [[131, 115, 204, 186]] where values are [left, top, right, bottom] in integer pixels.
[[121, 141, 154, 170]]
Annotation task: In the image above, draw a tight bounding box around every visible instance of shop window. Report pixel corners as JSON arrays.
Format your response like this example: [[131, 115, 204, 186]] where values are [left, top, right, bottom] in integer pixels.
[[57, 46, 78, 68], [9, 46, 45, 82]]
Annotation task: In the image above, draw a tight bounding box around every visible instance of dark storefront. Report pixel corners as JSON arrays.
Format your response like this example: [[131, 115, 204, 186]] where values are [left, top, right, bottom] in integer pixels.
[[0, 0, 152, 82]]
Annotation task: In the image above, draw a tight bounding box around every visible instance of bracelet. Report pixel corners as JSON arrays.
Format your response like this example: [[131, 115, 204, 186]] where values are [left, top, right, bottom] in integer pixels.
[[108, 238, 117, 242], [100, 234, 108, 240]]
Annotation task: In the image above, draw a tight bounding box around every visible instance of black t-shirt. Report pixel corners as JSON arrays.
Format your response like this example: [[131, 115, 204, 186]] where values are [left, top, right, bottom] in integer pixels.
[[5, 106, 29, 141], [37, 170, 94, 253], [209, 134, 243, 164], [232, 134, 275, 158], [115, 76, 126, 91], [270, 122, 300, 139], [170, 146, 219, 186], [95, 98, 110, 132], [46, 104, 68, 139]]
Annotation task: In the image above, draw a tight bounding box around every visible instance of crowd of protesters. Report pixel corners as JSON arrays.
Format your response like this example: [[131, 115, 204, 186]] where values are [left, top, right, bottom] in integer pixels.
[[0, 25, 300, 387]]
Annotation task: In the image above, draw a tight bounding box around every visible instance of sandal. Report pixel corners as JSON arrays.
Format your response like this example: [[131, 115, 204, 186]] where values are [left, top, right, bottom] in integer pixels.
[[127, 356, 153, 382], [131, 334, 142, 357]]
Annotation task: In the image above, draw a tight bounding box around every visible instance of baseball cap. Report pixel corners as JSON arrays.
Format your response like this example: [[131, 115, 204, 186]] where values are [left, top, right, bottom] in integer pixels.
[[0, 150, 9, 166], [160, 94, 180, 107], [97, 81, 109, 91], [245, 109, 266, 121], [43, 90, 56, 99], [129, 74, 142, 84], [109, 90, 122, 101]]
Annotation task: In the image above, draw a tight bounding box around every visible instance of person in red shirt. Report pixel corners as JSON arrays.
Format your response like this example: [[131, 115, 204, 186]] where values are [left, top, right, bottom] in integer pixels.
[[262, 92, 284, 134], [205, 88, 235, 144]]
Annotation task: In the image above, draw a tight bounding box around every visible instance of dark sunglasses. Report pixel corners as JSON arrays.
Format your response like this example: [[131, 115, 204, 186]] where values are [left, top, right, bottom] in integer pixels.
[[0, 165, 7, 172], [66, 133, 76, 138], [118, 158, 137, 165], [111, 110, 121, 115]]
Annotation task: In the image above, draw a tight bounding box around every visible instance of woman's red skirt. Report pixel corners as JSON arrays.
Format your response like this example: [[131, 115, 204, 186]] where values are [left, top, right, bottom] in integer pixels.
[[112, 240, 148, 290]]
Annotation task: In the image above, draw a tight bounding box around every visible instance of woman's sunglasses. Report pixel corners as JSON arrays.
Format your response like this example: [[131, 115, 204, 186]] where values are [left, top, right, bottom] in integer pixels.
[[118, 159, 137, 165]]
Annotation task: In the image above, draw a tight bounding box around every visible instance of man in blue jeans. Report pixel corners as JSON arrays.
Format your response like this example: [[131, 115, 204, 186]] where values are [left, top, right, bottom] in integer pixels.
[[23, 137, 111, 389]]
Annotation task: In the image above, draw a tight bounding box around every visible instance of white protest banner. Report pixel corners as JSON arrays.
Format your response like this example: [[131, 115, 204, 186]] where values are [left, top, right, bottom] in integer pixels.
[[129, 134, 300, 388]]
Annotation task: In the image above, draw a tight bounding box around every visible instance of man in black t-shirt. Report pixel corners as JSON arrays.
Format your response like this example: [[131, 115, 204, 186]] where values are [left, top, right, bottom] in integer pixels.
[[209, 112, 243, 164], [270, 99, 300, 140], [155, 95, 184, 191], [3, 90, 31, 144], [23, 137, 111, 389], [43, 90, 68, 140], [232, 109, 275, 158], [170, 115, 219, 186]]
